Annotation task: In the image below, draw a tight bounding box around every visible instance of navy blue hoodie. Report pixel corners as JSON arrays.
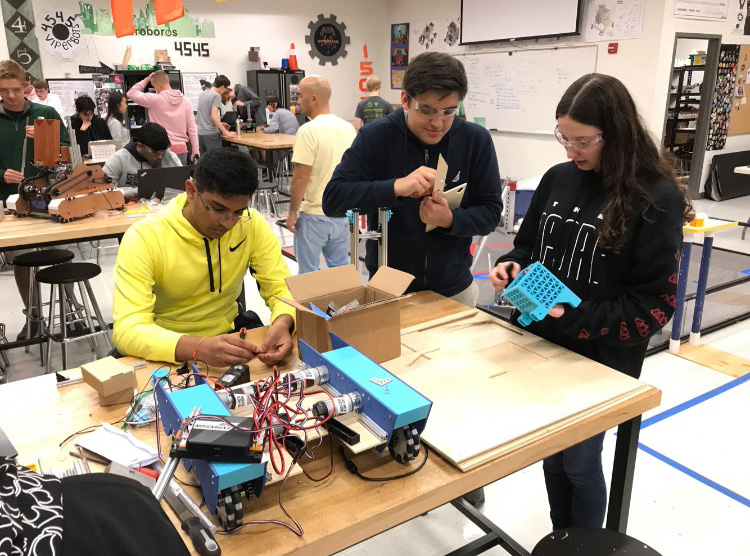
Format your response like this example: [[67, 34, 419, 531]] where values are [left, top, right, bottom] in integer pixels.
[[323, 108, 502, 297]]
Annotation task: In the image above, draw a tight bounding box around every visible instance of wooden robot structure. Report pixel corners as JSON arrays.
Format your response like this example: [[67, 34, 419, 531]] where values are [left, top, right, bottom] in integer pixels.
[[5, 119, 124, 223]]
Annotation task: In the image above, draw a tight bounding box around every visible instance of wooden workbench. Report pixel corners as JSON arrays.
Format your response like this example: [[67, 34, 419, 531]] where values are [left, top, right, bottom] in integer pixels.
[[0, 210, 146, 250], [0, 292, 660, 556], [223, 131, 296, 150]]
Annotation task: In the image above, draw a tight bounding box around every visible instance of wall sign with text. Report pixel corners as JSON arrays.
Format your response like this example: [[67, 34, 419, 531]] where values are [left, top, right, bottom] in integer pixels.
[[35, 8, 85, 56], [174, 41, 209, 57]]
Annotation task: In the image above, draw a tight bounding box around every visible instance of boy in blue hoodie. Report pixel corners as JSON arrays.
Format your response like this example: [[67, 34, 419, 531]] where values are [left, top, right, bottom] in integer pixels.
[[323, 52, 502, 307]]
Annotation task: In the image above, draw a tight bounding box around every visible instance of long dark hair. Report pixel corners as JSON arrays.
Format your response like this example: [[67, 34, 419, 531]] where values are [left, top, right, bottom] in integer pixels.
[[107, 91, 126, 124], [556, 73, 693, 252]]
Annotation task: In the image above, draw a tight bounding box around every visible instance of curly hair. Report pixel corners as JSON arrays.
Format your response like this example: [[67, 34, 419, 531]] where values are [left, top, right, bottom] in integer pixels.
[[556, 73, 693, 252]]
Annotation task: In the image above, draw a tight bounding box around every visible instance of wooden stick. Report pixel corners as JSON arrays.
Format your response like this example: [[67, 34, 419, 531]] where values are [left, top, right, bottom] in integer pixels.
[[408, 347, 440, 366], [400, 309, 478, 335]]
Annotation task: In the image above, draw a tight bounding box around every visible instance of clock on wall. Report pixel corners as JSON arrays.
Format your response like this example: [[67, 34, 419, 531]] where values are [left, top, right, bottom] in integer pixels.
[[306, 14, 350, 66]]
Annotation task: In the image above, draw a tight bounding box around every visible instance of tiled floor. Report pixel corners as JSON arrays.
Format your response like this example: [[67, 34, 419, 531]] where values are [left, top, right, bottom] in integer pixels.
[[1, 203, 749, 555]]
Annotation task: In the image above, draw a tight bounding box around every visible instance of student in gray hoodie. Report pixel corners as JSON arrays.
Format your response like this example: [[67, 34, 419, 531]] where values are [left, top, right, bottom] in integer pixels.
[[103, 122, 181, 197]]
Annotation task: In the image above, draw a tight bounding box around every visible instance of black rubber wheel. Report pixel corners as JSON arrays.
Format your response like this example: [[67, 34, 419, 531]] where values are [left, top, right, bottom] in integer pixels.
[[230, 485, 244, 525], [388, 425, 421, 464], [216, 488, 236, 530]]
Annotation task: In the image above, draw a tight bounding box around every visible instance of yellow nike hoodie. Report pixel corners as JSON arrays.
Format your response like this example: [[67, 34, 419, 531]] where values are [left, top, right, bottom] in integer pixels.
[[113, 193, 295, 363]]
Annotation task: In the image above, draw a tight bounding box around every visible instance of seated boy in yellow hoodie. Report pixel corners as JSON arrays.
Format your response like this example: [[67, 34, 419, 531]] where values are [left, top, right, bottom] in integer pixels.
[[113, 148, 295, 366]]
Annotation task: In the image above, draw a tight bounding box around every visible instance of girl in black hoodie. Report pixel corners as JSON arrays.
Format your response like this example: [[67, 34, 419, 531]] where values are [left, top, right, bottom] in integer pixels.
[[490, 74, 693, 530]]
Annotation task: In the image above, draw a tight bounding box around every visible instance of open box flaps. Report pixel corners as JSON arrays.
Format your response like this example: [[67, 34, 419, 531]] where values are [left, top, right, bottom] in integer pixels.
[[367, 266, 416, 297], [285, 265, 363, 302], [277, 265, 414, 362]]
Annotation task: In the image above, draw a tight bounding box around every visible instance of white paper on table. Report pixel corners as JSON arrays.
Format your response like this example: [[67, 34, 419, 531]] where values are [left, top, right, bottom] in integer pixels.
[[76, 422, 159, 467]]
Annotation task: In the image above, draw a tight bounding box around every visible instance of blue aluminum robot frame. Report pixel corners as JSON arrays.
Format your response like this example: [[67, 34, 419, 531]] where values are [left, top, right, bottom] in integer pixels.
[[154, 333, 432, 525]]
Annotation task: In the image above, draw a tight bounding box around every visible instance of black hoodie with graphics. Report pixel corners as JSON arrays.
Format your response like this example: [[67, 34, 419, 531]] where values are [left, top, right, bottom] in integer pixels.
[[498, 162, 684, 378], [323, 108, 502, 297]]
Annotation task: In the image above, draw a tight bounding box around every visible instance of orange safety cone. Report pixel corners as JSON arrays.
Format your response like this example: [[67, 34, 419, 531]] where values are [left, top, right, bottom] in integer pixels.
[[111, 0, 136, 37], [289, 43, 299, 71], [154, 0, 184, 25]]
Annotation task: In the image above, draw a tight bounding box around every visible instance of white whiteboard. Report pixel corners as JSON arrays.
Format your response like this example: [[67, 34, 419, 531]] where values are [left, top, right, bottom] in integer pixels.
[[182, 72, 217, 112], [47, 78, 97, 117], [457, 46, 597, 134], [461, 0, 581, 44]]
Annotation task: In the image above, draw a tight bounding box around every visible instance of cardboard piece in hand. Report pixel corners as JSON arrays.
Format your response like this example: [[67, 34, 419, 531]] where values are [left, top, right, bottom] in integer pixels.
[[434, 154, 449, 195], [425, 183, 466, 232]]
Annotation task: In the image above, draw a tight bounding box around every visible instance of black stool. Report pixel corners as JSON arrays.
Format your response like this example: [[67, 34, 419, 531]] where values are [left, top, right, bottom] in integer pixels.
[[532, 527, 663, 556], [13, 249, 75, 365], [36, 262, 112, 373]]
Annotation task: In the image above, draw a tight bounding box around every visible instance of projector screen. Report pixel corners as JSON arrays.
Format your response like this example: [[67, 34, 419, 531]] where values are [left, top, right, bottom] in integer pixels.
[[461, 0, 582, 45]]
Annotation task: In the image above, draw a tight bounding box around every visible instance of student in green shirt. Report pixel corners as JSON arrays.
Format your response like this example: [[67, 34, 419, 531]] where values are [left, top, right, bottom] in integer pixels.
[[0, 59, 69, 339]]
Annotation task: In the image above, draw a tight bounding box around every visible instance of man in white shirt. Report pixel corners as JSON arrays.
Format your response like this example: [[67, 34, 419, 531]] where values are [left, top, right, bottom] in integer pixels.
[[32, 79, 64, 116], [286, 76, 356, 273]]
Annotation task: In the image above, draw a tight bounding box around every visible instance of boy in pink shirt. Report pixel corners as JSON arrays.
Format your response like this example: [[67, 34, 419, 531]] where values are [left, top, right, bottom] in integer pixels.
[[127, 71, 199, 164]]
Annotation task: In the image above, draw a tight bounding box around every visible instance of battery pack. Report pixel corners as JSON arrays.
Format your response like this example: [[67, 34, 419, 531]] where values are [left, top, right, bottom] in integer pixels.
[[170, 415, 265, 463]]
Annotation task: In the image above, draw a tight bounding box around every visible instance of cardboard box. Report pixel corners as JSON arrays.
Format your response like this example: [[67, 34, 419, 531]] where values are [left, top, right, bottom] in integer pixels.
[[278, 265, 414, 362], [81, 356, 136, 398], [99, 388, 136, 407]]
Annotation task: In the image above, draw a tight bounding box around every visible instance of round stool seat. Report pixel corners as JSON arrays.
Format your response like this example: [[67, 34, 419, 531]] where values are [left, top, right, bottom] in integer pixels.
[[256, 182, 276, 190], [13, 249, 74, 268], [532, 527, 663, 556], [36, 262, 101, 285]]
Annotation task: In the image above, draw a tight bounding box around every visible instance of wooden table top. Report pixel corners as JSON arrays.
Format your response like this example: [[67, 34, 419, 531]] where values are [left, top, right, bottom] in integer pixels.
[[0, 210, 146, 249], [0, 292, 661, 556], [224, 131, 296, 150]]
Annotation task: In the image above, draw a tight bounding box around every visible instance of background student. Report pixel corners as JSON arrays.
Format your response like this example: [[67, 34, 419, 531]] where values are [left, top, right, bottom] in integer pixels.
[[127, 70, 200, 164], [196, 75, 235, 155], [31, 78, 64, 116], [70, 95, 111, 156], [0, 60, 69, 340], [106, 91, 130, 144], [490, 73, 693, 530], [354, 75, 393, 131]]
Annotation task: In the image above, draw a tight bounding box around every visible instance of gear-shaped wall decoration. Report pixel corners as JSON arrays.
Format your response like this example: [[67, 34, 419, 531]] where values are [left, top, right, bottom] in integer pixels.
[[305, 14, 350, 66]]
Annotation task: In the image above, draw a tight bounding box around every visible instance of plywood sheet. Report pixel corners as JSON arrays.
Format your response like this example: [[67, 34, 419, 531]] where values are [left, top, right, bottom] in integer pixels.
[[674, 344, 750, 378], [383, 312, 653, 471], [407, 356, 646, 465]]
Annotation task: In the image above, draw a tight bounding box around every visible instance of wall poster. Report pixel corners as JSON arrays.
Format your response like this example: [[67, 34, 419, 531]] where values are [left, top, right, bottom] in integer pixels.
[[391, 22, 408, 90]]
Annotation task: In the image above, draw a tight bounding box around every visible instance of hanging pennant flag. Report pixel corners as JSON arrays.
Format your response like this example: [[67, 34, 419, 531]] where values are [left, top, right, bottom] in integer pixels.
[[154, 0, 184, 25], [111, 0, 135, 37]]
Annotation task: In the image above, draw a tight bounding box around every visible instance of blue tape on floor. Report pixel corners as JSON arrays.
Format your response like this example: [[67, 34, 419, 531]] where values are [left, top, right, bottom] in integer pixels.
[[638, 442, 750, 508], [641, 372, 750, 430], [741, 269, 750, 275]]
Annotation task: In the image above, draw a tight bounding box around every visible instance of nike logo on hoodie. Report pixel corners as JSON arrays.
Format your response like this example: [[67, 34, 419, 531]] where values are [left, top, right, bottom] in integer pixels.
[[229, 238, 246, 252]]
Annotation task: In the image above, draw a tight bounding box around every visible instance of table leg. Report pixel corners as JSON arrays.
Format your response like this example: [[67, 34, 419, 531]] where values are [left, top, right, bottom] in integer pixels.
[[690, 234, 714, 345], [606, 415, 641, 533], [669, 239, 692, 353]]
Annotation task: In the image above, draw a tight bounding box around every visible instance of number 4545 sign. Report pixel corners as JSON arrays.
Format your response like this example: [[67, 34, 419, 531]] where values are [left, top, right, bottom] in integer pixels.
[[35, 8, 84, 57], [174, 41, 210, 57]]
